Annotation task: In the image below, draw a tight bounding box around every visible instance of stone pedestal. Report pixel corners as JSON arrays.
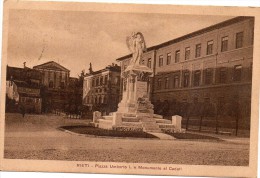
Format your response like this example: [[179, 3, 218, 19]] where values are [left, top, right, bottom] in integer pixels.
[[172, 115, 182, 132], [117, 64, 153, 115], [93, 111, 102, 123]]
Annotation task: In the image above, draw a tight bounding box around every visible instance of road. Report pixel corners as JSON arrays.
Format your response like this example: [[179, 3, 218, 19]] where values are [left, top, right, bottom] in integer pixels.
[[4, 113, 249, 166]]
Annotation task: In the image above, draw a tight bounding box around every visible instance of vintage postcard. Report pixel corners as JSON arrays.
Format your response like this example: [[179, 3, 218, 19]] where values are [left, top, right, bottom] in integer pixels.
[[0, 1, 259, 177]]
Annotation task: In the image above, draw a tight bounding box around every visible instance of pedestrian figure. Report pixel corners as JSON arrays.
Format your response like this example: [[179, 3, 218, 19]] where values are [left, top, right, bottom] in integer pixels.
[[20, 105, 26, 118]]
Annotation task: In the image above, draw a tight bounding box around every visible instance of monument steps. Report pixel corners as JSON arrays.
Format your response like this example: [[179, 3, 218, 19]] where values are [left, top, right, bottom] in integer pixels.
[[122, 117, 140, 122], [141, 120, 162, 133], [155, 119, 172, 124], [158, 123, 175, 129], [121, 122, 142, 127], [123, 113, 137, 117], [140, 117, 156, 122], [153, 114, 163, 119]]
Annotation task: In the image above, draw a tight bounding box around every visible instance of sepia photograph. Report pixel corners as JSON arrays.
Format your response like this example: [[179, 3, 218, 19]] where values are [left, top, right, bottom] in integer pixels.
[[0, 2, 259, 177]]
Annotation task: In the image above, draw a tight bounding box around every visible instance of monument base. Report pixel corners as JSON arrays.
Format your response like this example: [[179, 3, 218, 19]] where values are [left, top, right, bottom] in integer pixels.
[[93, 111, 184, 133], [92, 65, 184, 133]]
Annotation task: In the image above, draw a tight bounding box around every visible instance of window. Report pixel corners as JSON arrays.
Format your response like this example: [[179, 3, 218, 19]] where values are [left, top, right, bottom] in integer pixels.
[[92, 79, 95, 87], [217, 97, 225, 113], [207, 40, 213, 55], [173, 75, 179, 88], [175, 50, 180, 63], [165, 77, 169, 89], [233, 65, 242, 82], [204, 97, 210, 104], [100, 76, 103, 85], [96, 78, 99, 86], [104, 75, 108, 85], [166, 53, 171, 65], [48, 71, 51, 81], [221, 36, 228, 52], [205, 68, 213, 85], [60, 82, 65, 89], [103, 96, 107, 104], [195, 44, 201, 58], [54, 72, 56, 85], [219, 68, 227, 83], [185, 47, 190, 60], [157, 79, 162, 89], [183, 72, 190, 87], [193, 70, 201, 86], [21, 97, 25, 103], [193, 97, 198, 104], [159, 55, 163, 67], [147, 58, 152, 68], [236, 32, 243, 49], [49, 81, 53, 88]]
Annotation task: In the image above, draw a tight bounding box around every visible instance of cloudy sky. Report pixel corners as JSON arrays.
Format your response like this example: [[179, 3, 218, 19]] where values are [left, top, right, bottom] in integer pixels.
[[7, 9, 233, 77]]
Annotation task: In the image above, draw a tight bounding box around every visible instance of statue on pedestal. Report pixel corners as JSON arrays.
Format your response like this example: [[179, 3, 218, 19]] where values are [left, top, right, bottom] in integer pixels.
[[126, 32, 147, 66], [116, 31, 153, 114]]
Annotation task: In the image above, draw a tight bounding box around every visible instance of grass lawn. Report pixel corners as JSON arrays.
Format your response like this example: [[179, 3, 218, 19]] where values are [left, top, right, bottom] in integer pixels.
[[166, 132, 220, 140], [59, 125, 158, 139]]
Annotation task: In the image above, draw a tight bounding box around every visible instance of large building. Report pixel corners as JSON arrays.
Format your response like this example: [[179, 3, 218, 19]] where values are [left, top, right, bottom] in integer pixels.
[[83, 63, 121, 115], [6, 65, 42, 113], [116, 16, 254, 131], [33, 61, 83, 113]]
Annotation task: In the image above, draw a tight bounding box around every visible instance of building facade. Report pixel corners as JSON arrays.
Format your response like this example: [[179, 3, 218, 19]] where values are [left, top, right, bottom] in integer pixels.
[[83, 64, 121, 115], [116, 16, 254, 130], [33, 61, 82, 113], [6, 65, 42, 113]]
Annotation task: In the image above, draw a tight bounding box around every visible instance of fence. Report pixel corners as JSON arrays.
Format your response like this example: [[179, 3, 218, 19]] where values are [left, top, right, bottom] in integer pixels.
[[155, 100, 250, 136]]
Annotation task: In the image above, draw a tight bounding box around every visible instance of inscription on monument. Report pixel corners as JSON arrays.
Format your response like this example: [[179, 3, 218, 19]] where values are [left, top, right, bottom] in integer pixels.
[[136, 81, 147, 99]]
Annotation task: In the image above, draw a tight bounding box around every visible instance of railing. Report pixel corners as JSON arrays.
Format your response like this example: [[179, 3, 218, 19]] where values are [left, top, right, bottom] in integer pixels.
[[154, 101, 250, 136], [52, 109, 82, 119]]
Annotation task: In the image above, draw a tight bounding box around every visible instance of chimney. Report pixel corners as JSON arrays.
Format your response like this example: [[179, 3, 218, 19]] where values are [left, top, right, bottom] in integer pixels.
[[89, 62, 93, 74], [23, 62, 26, 68]]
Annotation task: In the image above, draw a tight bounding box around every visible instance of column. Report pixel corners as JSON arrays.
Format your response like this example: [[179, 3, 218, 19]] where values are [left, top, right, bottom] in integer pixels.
[[128, 75, 135, 103]]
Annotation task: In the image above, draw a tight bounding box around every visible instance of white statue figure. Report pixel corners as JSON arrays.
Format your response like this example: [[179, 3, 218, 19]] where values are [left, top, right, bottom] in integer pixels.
[[126, 32, 147, 66]]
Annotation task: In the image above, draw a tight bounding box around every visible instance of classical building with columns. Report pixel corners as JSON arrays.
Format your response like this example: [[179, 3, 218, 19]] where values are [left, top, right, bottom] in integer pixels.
[[116, 16, 254, 130], [33, 61, 82, 113], [83, 63, 121, 115]]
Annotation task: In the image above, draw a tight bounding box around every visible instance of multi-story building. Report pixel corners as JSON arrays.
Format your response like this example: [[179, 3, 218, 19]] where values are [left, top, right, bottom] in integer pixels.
[[83, 63, 121, 115], [33, 61, 82, 113], [6, 65, 42, 113], [116, 16, 254, 130]]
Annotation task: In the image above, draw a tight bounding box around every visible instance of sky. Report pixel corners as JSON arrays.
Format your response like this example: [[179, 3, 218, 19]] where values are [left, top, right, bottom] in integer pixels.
[[7, 9, 233, 77]]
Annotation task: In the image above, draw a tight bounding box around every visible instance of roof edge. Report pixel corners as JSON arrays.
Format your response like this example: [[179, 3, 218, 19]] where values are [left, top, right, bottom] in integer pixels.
[[116, 16, 253, 62]]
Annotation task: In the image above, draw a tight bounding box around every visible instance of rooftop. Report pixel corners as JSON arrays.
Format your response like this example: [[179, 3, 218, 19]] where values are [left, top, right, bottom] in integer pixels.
[[85, 64, 121, 76], [116, 16, 254, 62]]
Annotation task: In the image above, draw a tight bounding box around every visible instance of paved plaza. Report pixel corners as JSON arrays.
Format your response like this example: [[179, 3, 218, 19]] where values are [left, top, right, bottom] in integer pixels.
[[4, 113, 249, 166]]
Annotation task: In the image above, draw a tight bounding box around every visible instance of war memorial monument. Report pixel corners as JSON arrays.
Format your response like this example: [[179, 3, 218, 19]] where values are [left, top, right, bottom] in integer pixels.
[[92, 32, 182, 133]]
